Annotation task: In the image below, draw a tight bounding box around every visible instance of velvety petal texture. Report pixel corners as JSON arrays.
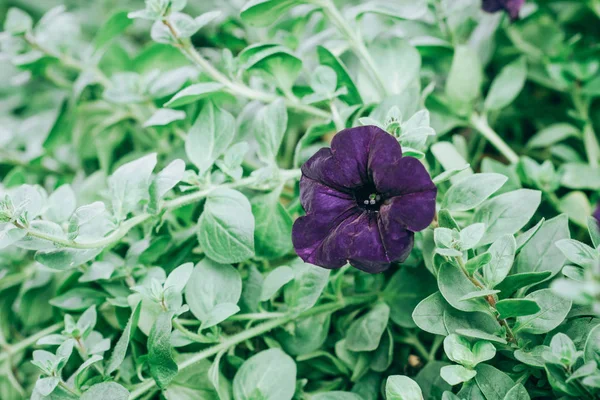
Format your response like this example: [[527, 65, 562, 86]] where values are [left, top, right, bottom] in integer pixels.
[[482, 0, 525, 20], [594, 203, 600, 224], [292, 125, 437, 273]]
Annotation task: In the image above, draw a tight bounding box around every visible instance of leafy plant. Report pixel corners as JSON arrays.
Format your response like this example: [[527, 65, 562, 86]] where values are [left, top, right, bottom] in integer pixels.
[[0, 0, 599, 399]]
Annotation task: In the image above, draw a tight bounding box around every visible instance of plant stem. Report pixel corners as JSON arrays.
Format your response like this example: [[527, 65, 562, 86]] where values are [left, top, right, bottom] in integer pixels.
[[455, 256, 517, 344], [397, 334, 431, 362], [162, 21, 329, 119], [316, 0, 388, 98], [0, 322, 64, 363], [22, 169, 301, 249], [128, 295, 376, 399], [470, 113, 519, 164]]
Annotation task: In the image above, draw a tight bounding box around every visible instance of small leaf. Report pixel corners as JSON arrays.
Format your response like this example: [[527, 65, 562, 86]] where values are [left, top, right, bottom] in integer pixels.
[[148, 312, 178, 388], [495, 299, 541, 319], [385, 375, 423, 400], [260, 266, 294, 301], [346, 303, 390, 352]]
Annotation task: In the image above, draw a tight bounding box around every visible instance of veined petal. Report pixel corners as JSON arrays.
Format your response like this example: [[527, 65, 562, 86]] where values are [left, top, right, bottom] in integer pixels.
[[372, 156, 436, 200], [380, 190, 437, 233]]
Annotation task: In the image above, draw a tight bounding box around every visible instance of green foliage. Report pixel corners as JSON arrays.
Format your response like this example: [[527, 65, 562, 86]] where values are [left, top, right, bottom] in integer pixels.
[[1, 1, 599, 399]]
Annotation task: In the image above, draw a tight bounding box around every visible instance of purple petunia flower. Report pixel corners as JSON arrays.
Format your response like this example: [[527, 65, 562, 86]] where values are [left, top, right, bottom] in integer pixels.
[[482, 0, 524, 20], [594, 203, 600, 223], [292, 126, 437, 274]]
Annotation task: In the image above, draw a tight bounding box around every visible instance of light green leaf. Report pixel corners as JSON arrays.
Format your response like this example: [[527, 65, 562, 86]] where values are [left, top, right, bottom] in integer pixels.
[[514, 289, 571, 334], [483, 234, 516, 288], [197, 188, 255, 264], [185, 258, 242, 323], [260, 266, 294, 301], [385, 375, 423, 400], [232, 348, 296, 400], [443, 173, 507, 211], [186, 102, 235, 175], [148, 312, 178, 389], [284, 258, 330, 312], [484, 57, 527, 111], [346, 303, 390, 352], [473, 189, 541, 245], [109, 153, 157, 220], [81, 382, 129, 400]]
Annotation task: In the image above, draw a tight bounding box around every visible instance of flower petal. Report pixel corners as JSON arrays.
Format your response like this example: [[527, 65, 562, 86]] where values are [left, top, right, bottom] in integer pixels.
[[301, 126, 401, 191], [377, 214, 414, 264], [372, 156, 436, 199], [293, 210, 395, 273], [380, 190, 437, 232], [299, 175, 354, 215]]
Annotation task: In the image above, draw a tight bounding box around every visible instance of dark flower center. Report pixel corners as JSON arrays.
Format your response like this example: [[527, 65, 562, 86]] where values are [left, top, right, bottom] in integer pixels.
[[354, 184, 384, 212]]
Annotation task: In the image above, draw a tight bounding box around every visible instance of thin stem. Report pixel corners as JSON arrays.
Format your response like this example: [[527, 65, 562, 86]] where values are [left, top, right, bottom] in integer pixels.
[[128, 295, 376, 399], [455, 256, 517, 344], [0, 322, 64, 363], [317, 0, 388, 98], [21, 169, 301, 250], [397, 334, 431, 362], [162, 20, 329, 119], [470, 113, 519, 164], [172, 320, 218, 343]]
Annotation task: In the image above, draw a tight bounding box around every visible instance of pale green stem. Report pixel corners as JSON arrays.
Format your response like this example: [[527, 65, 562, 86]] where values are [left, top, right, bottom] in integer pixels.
[[162, 20, 330, 119], [0, 322, 64, 363], [315, 0, 388, 98], [470, 113, 519, 164], [128, 295, 376, 399], [22, 169, 301, 250]]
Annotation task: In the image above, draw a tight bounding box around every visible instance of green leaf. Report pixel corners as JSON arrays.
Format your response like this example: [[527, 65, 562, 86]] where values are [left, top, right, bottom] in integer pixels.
[[201, 303, 240, 329], [186, 102, 235, 175], [455, 329, 506, 345], [431, 142, 474, 184], [284, 258, 330, 312], [412, 292, 449, 336], [527, 123, 580, 149], [165, 82, 231, 107], [165, 357, 227, 400], [440, 365, 477, 386], [559, 163, 600, 190], [260, 266, 294, 301], [106, 302, 141, 375], [558, 191, 591, 227], [238, 44, 302, 90], [49, 288, 106, 311], [346, 303, 390, 352], [584, 324, 600, 365], [4, 8, 33, 34], [45, 184, 76, 223], [495, 299, 540, 319], [316, 46, 362, 105], [197, 188, 255, 263], [484, 57, 527, 111], [277, 313, 331, 356], [513, 214, 569, 279], [252, 190, 293, 259], [232, 348, 296, 400], [482, 234, 516, 288], [254, 99, 287, 162], [473, 189, 541, 245], [149, 159, 186, 213], [446, 45, 483, 111], [144, 109, 186, 127], [385, 375, 423, 400], [443, 173, 507, 211], [503, 384, 530, 400], [368, 37, 421, 95], [185, 258, 242, 324], [35, 248, 103, 271], [555, 238, 598, 268], [438, 263, 489, 313], [81, 382, 129, 400], [35, 377, 59, 396], [474, 364, 515, 400], [514, 289, 572, 334], [94, 11, 132, 50], [240, 0, 299, 27], [384, 266, 436, 328], [495, 272, 552, 300], [109, 153, 157, 220], [312, 392, 362, 400], [371, 328, 394, 372], [148, 312, 178, 389]]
